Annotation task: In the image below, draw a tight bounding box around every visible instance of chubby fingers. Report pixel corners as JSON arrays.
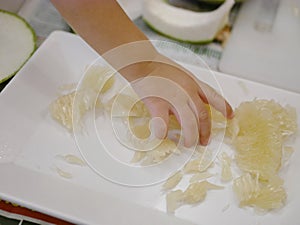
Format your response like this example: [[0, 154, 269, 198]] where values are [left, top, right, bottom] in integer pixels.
[[143, 97, 169, 140], [170, 105, 199, 148], [197, 82, 234, 119], [144, 97, 200, 148], [188, 96, 211, 145]]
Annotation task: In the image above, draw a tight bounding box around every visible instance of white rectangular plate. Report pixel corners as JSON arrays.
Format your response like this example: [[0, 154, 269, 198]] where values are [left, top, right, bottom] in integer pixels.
[[0, 31, 299, 225]]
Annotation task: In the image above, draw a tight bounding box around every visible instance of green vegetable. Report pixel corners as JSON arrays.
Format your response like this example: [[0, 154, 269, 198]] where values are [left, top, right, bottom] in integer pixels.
[[0, 10, 36, 83]]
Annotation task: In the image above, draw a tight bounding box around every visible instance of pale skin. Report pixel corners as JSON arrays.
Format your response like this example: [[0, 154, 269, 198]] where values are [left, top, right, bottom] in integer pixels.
[[51, 0, 234, 147]]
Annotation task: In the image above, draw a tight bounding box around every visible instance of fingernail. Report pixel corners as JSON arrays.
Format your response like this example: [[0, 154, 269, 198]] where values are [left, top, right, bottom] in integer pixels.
[[200, 132, 211, 146], [184, 135, 199, 148], [228, 111, 234, 119], [200, 137, 209, 146], [150, 117, 167, 139]]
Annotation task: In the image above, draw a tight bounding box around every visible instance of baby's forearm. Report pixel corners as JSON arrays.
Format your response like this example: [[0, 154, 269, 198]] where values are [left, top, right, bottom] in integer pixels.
[[51, 0, 158, 81], [51, 0, 147, 53]]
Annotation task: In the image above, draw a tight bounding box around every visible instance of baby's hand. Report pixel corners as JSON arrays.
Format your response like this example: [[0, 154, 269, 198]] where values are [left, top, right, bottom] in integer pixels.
[[129, 54, 233, 147]]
